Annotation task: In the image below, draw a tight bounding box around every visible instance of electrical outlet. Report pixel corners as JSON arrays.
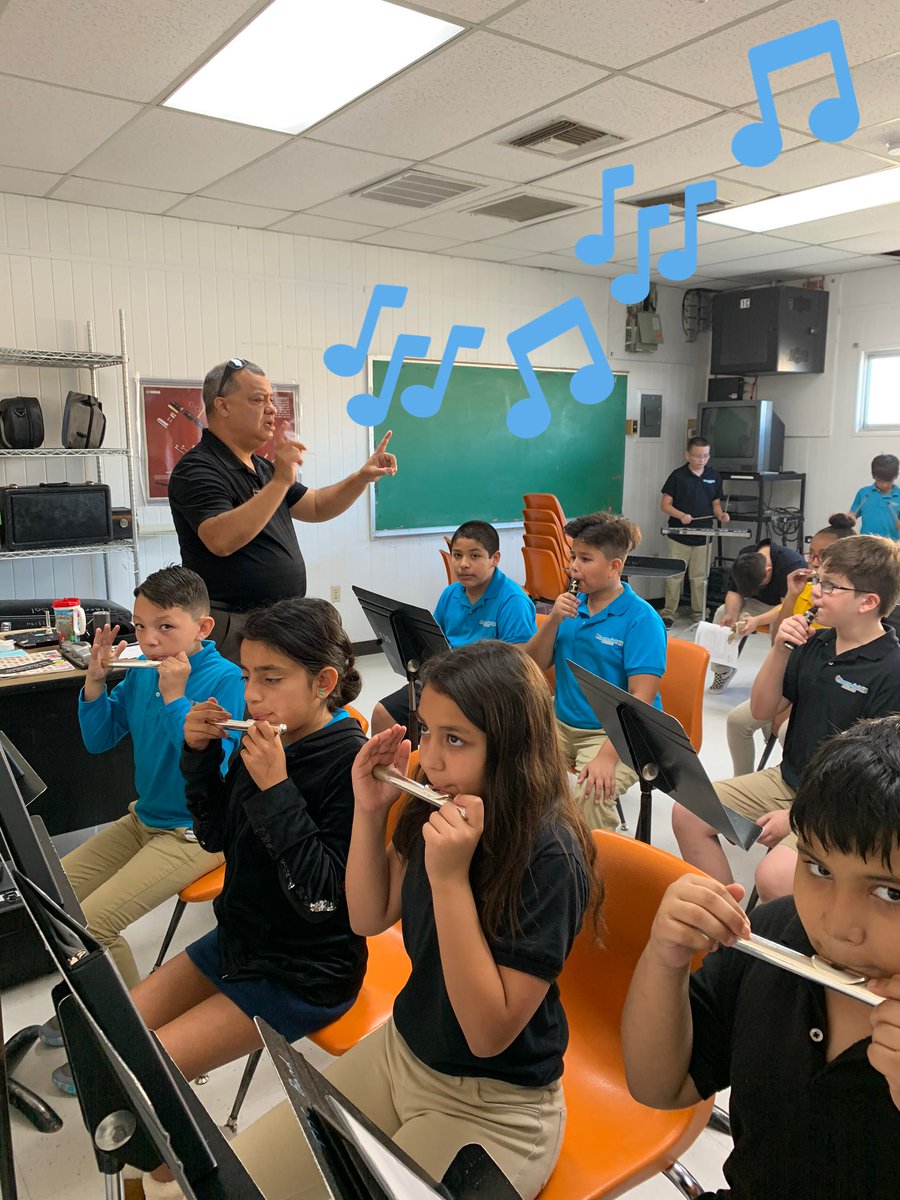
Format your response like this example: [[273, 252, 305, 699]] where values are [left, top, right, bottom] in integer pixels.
[[330, 585, 341, 603]]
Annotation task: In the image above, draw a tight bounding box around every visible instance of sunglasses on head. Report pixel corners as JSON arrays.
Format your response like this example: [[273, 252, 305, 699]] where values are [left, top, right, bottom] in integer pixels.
[[218, 357, 246, 396]]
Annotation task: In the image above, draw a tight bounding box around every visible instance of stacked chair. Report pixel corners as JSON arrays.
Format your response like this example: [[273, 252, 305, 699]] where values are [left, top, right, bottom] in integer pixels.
[[522, 493, 570, 601]]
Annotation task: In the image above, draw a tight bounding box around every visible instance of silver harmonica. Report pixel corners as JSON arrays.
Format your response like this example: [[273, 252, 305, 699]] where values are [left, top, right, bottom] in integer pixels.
[[216, 719, 288, 735], [733, 932, 882, 1006], [371, 765, 463, 813], [103, 658, 159, 669]]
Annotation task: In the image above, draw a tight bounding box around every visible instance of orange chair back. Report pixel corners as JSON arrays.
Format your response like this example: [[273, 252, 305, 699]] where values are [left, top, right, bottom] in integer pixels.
[[439, 547, 453, 584], [524, 519, 567, 552], [524, 506, 564, 534], [541, 832, 713, 1199], [345, 705, 370, 735], [658, 637, 708, 752], [525, 533, 566, 568], [524, 493, 566, 527], [522, 546, 567, 601]]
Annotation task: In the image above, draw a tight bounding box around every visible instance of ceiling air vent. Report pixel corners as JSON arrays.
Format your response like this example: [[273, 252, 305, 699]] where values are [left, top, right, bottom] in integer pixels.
[[624, 188, 731, 215], [468, 194, 580, 223], [355, 170, 482, 209], [508, 119, 624, 161]]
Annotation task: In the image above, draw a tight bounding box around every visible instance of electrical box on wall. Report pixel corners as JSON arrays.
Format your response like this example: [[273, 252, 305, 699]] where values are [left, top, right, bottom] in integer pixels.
[[625, 307, 663, 353], [711, 286, 829, 375], [639, 393, 662, 438]]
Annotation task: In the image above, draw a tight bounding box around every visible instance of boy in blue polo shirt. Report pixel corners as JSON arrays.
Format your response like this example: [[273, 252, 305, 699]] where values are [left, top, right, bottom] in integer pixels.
[[849, 453, 900, 539], [370, 520, 536, 733], [526, 511, 667, 831]]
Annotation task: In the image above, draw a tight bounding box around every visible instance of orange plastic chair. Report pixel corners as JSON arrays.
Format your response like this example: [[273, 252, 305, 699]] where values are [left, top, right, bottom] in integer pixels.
[[524, 506, 565, 535], [524, 493, 566, 527], [152, 863, 226, 971], [540, 832, 714, 1200], [524, 519, 569, 558], [523, 546, 567, 601], [658, 637, 709, 754], [534, 612, 556, 693], [440, 548, 452, 584], [525, 533, 567, 571], [345, 704, 370, 734]]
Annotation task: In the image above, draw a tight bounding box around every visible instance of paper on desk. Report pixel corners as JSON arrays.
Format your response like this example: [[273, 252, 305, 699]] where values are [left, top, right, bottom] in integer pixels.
[[693, 621, 740, 668]]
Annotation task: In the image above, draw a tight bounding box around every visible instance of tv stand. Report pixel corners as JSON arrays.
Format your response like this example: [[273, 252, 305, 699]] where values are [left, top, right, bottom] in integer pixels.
[[720, 471, 806, 559]]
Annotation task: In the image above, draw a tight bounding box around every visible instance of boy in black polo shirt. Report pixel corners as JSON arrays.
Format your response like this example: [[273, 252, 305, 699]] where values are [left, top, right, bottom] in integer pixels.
[[660, 437, 729, 629], [673, 535, 900, 901], [623, 716, 900, 1200]]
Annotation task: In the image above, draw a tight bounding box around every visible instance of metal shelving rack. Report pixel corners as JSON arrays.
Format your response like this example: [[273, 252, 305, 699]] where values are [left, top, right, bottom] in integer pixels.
[[0, 309, 141, 591]]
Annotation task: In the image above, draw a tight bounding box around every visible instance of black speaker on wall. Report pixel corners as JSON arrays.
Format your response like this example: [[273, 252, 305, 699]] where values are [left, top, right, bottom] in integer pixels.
[[711, 285, 829, 376]]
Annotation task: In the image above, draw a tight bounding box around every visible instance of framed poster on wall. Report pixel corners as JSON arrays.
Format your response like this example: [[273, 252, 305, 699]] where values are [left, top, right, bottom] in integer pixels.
[[139, 379, 299, 501]]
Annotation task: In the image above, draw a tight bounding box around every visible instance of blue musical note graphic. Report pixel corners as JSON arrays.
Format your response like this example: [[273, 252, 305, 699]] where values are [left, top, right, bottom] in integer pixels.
[[506, 298, 614, 439], [574, 164, 635, 267], [324, 284, 408, 377], [657, 179, 718, 283], [346, 333, 430, 427], [610, 204, 671, 305], [400, 324, 485, 419], [732, 20, 860, 168]]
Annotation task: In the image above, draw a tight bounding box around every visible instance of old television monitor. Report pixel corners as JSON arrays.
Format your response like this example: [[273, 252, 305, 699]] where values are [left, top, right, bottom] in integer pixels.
[[696, 399, 785, 473]]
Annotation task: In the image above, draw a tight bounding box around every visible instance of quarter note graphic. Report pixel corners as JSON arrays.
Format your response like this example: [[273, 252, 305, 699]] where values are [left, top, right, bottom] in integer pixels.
[[610, 203, 671, 305], [346, 333, 430, 427], [657, 179, 718, 282], [575, 164, 635, 266], [506, 297, 614, 439], [732, 20, 860, 168], [323, 284, 408, 377], [400, 323, 485, 419]]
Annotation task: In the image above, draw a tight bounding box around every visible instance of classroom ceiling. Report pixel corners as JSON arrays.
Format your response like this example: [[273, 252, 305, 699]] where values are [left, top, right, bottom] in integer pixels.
[[2, 0, 900, 287]]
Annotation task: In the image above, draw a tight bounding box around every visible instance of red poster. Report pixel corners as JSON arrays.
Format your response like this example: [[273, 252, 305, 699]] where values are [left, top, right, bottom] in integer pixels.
[[141, 381, 298, 501]]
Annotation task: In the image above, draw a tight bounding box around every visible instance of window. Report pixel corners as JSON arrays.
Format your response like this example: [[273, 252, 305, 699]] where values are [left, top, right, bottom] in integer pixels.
[[860, 351, 900, 430]]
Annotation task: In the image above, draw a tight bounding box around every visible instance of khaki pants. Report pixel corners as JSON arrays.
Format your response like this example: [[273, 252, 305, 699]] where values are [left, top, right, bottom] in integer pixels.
[[209, 606, 250, 667], [713, 765, 798, 849], [557, 721, 637, 832], [62, 803, 223, 988], [710, 597, 771, 674], [726, 699, 788, 776], [232, 1019, 566, 1200], [662, 539, 710, 622]]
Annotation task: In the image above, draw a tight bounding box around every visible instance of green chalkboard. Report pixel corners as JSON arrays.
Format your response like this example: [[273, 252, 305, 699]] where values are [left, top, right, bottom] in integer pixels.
[[370, 359, 627, 534]]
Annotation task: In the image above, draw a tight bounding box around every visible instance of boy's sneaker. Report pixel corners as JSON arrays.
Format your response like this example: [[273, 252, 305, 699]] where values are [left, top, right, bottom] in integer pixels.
[[709, 667, 737, 693], [661, 616, 674, 629], [51, 1061, 76, 1096], [39, 1014, 63, 1048]]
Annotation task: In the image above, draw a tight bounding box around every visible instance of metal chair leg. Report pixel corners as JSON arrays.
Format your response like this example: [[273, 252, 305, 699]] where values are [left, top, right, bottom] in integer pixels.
[[225, 1049, 263, 1133], [151, 898, 187, 972], [615, 799, 628, 832], [707, 1104, 731, 1135], [663, 1159, 705, 1198], [756, 731, 778, 771], [745, 885, 760, 914]]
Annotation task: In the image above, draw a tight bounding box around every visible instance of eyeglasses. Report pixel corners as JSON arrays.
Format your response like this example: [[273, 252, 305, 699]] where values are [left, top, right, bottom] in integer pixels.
[[809, 573, 861, 595], [218, 357, 246, 396]]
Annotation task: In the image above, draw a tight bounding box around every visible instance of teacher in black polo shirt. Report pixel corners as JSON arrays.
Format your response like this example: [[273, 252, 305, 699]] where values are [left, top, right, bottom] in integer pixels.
[[168, 357, 396, 661]]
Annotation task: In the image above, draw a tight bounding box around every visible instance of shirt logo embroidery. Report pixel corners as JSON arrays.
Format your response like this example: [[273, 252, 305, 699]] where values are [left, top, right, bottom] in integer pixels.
[[479, 620, 496, 628], [834, 675, 868, 695], [595, 633, 625, 647]]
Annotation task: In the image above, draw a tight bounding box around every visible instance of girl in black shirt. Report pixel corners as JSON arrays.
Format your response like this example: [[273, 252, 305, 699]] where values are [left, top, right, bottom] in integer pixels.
[[233, 640, 603, 1200]]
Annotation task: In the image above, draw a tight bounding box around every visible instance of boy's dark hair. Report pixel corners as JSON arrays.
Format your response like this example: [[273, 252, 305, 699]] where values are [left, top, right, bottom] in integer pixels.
[[820, 534, 900, 616], [687, 436, 710, 450], [241, 597, 361, 712], [871, 453, 900, 483], [731, 551, 768, 598], [450, 520, 499, 556], [816, 512, 855, 539], [202, 359, 266, 415], [791, 716, 900, 869], [134, 565, 209, 618], [564, 511, 641, 560]]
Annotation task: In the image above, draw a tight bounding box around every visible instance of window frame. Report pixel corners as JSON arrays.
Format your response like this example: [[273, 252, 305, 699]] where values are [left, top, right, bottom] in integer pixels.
[[859, 349, 900, 432]]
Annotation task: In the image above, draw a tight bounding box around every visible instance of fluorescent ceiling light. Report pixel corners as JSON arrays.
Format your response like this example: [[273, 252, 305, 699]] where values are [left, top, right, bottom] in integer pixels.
[[165, 0, 463, 135], [700, 167, 900, 233]]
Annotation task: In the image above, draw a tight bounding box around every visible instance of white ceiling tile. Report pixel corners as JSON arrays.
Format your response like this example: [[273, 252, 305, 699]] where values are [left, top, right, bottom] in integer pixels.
[[674, 277, 743, 291], [412, 0, 513, 19], [205, 139, 412, 211], [309, 31, 605, 160], [695, 246, 857, 277], [826, 232, 900, 255], [633, 0, 900, 107], [694, 234, 812, 268], [394, 208, 509, 242], [74, 109, 287, 193], [815, 256, 899, 273], [489, 204, 625, 253], [167, 196, 292, 228], [430, 74, 720, 184], [435, 242, 528, 262], [52, 178, 186, 214], [490, 0, 778, 69], [0, 77, 140, 173], [0, 166, 62, 197], [762, 202, 900, 243], [512, 252, 619, 276], [268, 213, 385, 240], [359, 230, 463, 252], [601, 220, 753, 264], [764, 52, 900, 137], [720, 141, 893, 191], [0, 0, 266, 102], [305, 194, 430, 228]]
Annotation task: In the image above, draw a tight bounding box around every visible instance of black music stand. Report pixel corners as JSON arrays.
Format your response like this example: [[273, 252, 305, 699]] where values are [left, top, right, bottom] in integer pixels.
[[568, 663, 761, 850], [15, 872, 263, 1200], [257, 1019, 519, 1200], [352, 587, 450, 748]]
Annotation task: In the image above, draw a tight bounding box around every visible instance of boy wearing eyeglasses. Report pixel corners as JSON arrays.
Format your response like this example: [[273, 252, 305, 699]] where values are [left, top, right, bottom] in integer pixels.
[[673, 535, 900, 903]]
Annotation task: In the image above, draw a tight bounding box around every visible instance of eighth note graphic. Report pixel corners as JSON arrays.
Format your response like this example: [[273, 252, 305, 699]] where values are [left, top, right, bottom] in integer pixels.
[[574, 163, 635, 267], [610, 204, 671, 306], [346, 333, 430, 428], [323, 283, 408, 377], [657, 179, 718, 283], [400, 324, 485, 419], [732, 20, 860, 168], [506, 297, 614, 439]]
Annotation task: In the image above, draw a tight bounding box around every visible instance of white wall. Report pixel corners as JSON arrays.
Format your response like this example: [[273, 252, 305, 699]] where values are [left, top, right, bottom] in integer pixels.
[[0, 193, 708, 638]]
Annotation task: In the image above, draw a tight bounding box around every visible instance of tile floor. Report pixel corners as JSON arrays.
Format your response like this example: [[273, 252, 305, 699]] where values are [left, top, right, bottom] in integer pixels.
[[4, 621, 775, 1199]]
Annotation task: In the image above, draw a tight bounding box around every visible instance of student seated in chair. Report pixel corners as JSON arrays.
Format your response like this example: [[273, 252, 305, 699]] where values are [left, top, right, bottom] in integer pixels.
[[673, 535, 900, 902], [623, 715, 900, 1200], [525, 511, 666, 832], [370, 520, 536, 734]]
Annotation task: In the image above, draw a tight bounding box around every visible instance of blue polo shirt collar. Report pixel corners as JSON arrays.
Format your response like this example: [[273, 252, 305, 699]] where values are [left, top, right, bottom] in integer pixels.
[[460, 567, 504, 612], [577, 584, 634, 624]]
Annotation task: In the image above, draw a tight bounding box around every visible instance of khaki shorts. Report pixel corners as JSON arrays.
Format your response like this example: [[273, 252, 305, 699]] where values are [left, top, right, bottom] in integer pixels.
[[713, 765, 798, 848], [557, 720, 638, 833]]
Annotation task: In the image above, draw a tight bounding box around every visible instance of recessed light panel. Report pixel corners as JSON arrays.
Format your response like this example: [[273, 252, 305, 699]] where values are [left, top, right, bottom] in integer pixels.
[[701, 167, 900, 233]]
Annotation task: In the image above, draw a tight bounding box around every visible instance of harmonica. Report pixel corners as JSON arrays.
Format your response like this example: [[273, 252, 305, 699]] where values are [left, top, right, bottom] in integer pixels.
[[371, 765, 466, 816], [216, 719, 288, 735], [733, 932, 882, 1006], [103, 658, 159, 669], [784, 606, 819, 651]]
